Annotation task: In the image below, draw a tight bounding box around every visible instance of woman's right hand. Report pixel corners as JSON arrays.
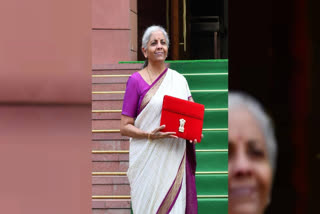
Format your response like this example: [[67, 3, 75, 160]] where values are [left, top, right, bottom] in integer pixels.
[[149, 125, 178, 140]]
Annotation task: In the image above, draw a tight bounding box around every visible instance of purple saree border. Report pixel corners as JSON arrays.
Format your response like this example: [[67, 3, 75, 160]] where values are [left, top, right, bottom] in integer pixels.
[[167, 143, 197, 213], [156, 152, 185, 214], [186, 141, 198, 214], [137, 68, 168, 115], [167, 181, 183, 214]]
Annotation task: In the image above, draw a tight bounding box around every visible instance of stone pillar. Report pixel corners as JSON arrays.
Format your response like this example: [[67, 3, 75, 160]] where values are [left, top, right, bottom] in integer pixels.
[[92, 0, 138, 65]]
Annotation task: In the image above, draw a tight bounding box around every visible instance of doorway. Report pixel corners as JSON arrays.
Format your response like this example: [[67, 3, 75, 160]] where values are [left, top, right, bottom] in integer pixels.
[[137, 0, 228, 60]]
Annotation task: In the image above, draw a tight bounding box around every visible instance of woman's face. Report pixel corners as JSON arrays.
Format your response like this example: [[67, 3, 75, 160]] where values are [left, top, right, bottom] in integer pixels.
[[228, 107, 272, 214], [143, 30, 168, 63]]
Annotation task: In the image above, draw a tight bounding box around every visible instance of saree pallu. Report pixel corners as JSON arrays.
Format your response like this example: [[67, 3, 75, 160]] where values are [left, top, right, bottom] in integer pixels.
[[127, 69, 197, 214]]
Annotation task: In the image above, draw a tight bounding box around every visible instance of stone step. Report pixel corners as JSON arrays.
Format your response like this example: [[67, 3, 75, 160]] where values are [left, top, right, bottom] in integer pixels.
[[93, 176, 129, 184], [92, 132, 128, 141], [92, 153, 129, 162], [92, 83, 126, 92], [92, 72, 136, 78], [92, 69, 136, 75], [92, 63, 142, 71], [92, 198, 131, 214], [92, 119, 120, 130], [92, 76, 129, 84], [92, 176, 130, 195], [92, 112, 121, 120], [92, 185, 130, 196], [92, 93, 124, 101], [92, 209, 130, 214], [92, 100, 123, 110], [92, 140, 129, 150], [92, 160, 128, 172]]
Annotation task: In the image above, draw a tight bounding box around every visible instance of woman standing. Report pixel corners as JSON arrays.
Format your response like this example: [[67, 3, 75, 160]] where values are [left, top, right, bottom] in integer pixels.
[[120, 25, 198, 214]]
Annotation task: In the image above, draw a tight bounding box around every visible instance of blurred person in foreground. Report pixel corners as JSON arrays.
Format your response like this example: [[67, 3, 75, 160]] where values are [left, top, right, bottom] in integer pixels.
[[228, 91, 277, 214]]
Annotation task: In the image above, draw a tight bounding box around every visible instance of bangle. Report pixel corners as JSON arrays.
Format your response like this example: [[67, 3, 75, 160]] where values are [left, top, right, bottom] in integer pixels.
[[148, 133, 151, 141]]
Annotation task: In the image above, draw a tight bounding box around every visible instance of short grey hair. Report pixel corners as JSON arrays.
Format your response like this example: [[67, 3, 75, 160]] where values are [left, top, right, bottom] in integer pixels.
[[229, 91, 278, 173], [141, 25, 170, 50]]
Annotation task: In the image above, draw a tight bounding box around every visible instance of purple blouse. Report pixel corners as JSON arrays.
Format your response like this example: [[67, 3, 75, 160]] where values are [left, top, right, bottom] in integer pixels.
[[122, 68, 168, 118]]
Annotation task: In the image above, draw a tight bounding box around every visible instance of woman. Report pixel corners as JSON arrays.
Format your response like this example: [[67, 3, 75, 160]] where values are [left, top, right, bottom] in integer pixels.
[[120, 25, 198, 214], [228, 92, 277, 214]]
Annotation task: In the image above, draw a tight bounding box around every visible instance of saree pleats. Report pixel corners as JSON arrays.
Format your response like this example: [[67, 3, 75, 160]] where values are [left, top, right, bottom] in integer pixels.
[[127, 69, 196, 214]]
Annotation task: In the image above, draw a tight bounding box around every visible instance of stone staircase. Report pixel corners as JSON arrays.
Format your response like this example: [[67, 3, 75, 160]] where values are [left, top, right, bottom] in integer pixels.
[[92, 63, 140, 214], [92, 60, 228, 213]]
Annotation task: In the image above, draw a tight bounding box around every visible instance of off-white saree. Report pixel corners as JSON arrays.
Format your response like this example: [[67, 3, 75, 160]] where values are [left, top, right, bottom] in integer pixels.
[[127, 68, 192, 214]]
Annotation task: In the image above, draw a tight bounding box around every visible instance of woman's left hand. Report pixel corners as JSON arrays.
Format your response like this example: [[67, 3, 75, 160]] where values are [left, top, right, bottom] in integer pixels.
[[189, 134, 204, 144]]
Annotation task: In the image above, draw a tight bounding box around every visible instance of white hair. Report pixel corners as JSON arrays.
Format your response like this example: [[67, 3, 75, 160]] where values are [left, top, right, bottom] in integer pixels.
[[141, 25, 170, 50], [229, 91, 278, 173]]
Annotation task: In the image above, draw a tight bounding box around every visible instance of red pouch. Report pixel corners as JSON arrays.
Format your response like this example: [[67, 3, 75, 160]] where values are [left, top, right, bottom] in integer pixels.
[[160, 95, 205, 142]]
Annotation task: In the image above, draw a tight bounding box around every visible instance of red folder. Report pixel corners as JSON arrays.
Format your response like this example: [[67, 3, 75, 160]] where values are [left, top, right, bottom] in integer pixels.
[[160, 95, 205, 142]]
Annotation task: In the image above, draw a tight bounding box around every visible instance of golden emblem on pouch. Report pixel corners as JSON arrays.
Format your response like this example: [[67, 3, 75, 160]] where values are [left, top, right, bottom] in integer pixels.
[[179, 119, 186, 133]]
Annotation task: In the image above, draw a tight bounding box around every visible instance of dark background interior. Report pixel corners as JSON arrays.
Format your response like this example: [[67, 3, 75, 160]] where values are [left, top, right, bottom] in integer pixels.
[[229, 0, 320, 213], [137, 0, 320, 212]]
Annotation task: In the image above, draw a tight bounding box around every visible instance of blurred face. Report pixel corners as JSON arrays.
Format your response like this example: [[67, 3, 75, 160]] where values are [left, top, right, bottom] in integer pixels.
[[228, 107, 272, 214], [142, 30, 168, 63]]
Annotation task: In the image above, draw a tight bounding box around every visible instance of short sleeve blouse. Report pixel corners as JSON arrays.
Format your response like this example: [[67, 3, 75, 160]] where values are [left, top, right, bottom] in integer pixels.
[[121, 72, 150, 118]]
